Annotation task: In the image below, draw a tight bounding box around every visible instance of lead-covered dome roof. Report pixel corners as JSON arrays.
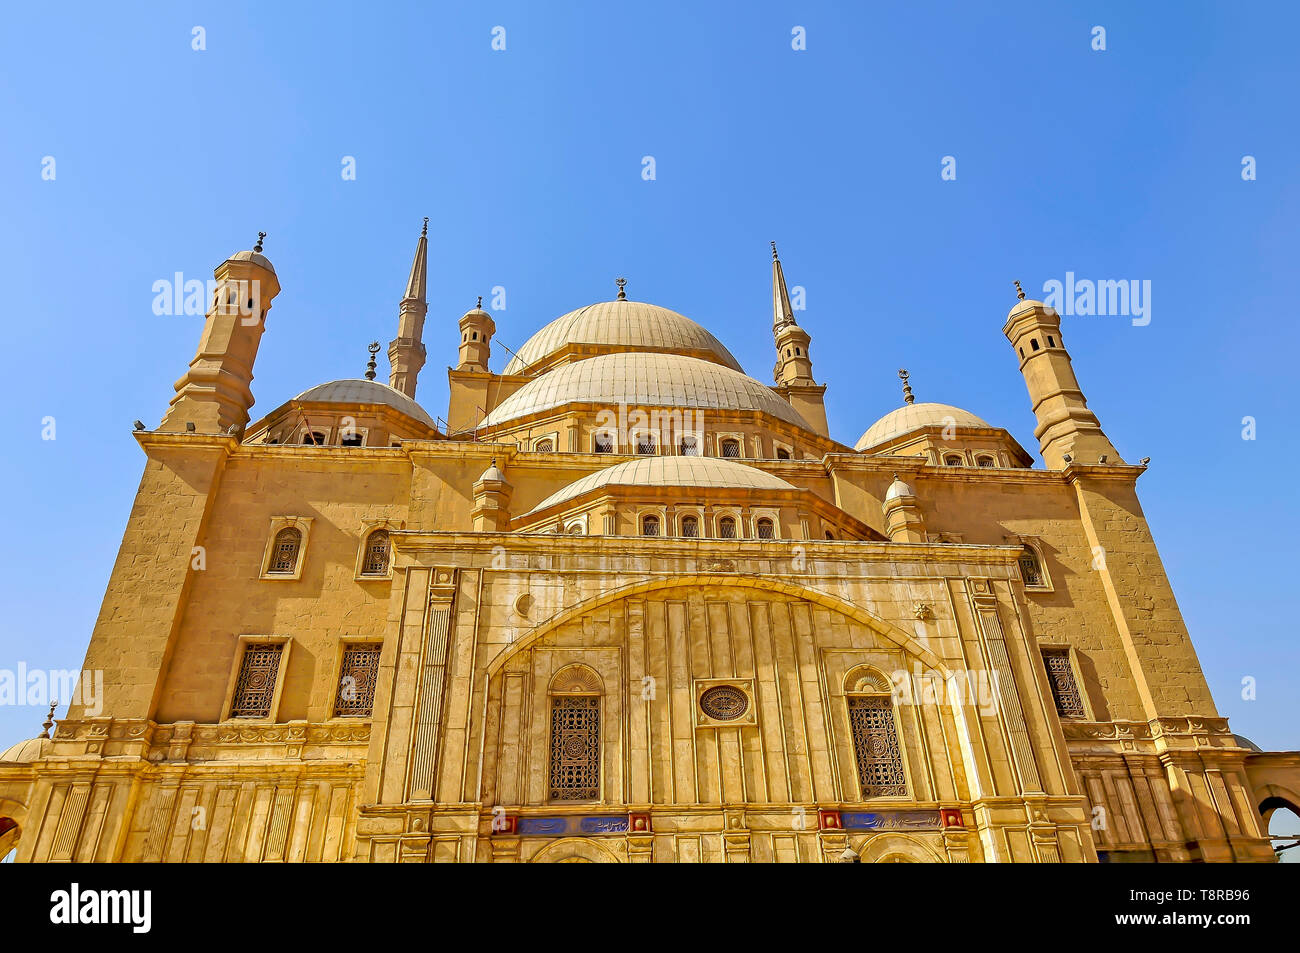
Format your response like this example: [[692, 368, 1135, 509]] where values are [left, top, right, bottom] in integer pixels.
[[855, 402, 993, 452], [481, 351, 813, 430], [503, 300, 743, 375], [294, 379, 438, 429]]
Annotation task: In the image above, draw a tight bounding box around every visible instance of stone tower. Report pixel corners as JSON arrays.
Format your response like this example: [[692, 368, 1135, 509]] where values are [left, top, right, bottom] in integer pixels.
[[388, 219, 429, 398]]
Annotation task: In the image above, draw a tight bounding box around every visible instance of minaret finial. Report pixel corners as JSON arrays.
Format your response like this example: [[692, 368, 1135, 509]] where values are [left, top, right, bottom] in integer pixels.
[[615, 277, 627, 300], [365, 341, 380, 380], [771, 241, 779, 261], [422, 216, 429, 237], [477, 295, 483, 309], [1014, 279, 1026, 301], [254, 231, 266, 253], [898, 368, 915, 405], [40, 701, 57, 739]]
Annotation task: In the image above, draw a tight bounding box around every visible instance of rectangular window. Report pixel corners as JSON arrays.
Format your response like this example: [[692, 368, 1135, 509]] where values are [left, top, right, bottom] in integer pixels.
[[333, 644, 381, 717], [549, 696, 600, 800], [229, 643, 284, 718], [1042, 648, 1086, 718], [847, 696, 907, 797]]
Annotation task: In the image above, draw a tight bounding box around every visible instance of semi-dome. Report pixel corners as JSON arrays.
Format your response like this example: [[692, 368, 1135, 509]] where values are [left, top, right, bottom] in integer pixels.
[[856, 402, 993, 452], [503, 300, 744, 375], [294, 379, 438, 430], [0, 736, 50, 763], [524, 455, 796, 517], [481, 351, 813, 431]]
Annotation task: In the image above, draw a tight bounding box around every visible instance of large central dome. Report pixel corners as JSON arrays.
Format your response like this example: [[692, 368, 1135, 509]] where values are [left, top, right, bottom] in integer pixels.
[[503, 299, 743, 375], [481, 351, 813, 430]]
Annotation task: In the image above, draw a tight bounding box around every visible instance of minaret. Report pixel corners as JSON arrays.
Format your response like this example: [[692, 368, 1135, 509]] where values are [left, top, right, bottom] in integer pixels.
[[388, 218, 429, 398], [457, 295, 495, 372], [768, 242, 829, 436], [160, 233, 281, 433], [1003, 281, 1121, 469], [771, 242, 814, 386]]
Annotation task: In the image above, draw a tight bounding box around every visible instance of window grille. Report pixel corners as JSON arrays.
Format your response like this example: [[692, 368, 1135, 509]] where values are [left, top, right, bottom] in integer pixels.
[[681, 516, 699, 538], [718, 517, 737, 539], [720, 439, 741, 458], [679, 435, 699, 456], [847, 695, 907, 797], [636, 433, 656, 455], [340, 432, 364, 447], [361, 530, 390, 575], [944, 454, 963, 467], [756, 518, 775, 539], [534, 438, 554, 453], [593, 433, 614, 453], [269, 528, 302, 573], [333, 643, 381, 717], [549, 696, 600, 800], [641, 515, 660, 537], [1042, 649, 1086, 718], [1018, 546, 1043, 587], [230, 643, 284, 718]]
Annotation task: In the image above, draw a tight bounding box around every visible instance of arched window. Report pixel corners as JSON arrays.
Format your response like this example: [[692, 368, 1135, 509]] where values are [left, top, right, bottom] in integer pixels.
[[1018, 545, 1044, 587], [776, 447, 791, 460], [1030, 338, 1040, 351], [534, 438, 554, 453], [975, 454, 995, 468], [269, 528, 302, 573], [302, 430, 326, 446], [720, 438, 741, 459], [361, 529, 390, 576], [549, 665, 601, 801], [845, 670, 907, 798], [944, 454, 963, 467], [680, 515, 699, 538], [567, 522, 586, 535], [825, 530, 835, 540], [679, 435, 699, 456], [593, 432, 614, 453], [636, 432, 656, 455], [641, 514, 660, 537], [718, 516, 737, 539], [756, 517, 775, 539], [340, 431, 364, 447]]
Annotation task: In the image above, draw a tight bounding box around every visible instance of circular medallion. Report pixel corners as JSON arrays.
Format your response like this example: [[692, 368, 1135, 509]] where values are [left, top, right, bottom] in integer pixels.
[[700, 685, 749, 721]]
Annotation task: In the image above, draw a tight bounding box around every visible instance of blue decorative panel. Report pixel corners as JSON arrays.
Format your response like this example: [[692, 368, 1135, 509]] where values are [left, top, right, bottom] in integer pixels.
[[516, 815, 630, 837], [840, 810, 941, 831]]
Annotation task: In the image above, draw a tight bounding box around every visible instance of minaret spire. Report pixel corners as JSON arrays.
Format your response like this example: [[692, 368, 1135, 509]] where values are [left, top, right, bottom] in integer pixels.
[[388, 219, 429, 398], [771, 241, 796, 331]]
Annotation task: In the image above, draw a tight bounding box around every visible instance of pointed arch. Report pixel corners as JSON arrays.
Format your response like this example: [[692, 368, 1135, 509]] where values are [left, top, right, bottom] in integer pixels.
[[484, 573, 950, 680]]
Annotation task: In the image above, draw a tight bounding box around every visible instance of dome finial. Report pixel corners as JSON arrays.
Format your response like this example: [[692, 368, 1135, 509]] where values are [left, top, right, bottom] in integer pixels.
[[421, 216, 429, 237], [40, 701, 57, 739], [898, 368, 915, 405], [1014, 279, 1026, 301], [254, 231, 266, 253], [365, 341, 380, 380], [615, 277, 627, 301]]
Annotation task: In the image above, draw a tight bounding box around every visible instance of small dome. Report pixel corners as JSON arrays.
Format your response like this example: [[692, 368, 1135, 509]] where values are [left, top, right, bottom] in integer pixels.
[[503, 300, 743, 375], [227, 249, 276, 274], [524, 455, 796, 517], [885, 475, 915, 501], [1007, 297, 1054, 320], [856, 402, 993, 452], [482, 352, 813, 431], [294, 379, 438, 430], [478, 461, 509, 484], [0, 736, 50, 763]]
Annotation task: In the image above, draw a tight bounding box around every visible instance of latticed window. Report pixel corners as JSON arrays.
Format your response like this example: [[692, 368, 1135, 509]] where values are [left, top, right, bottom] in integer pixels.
[[718, 517, 737, 539], [1018, 546, 1043, 587], [847, 695, 907, 798], [340, 431, 364, 447], [944, 454, 963, 467], [593, 432, 614, 453], [641, 515, 660, 537], [229, 643, 284, 718], [679, 435, 699, 456], [976, 455, 995, 468], [361, 530, 390, 576], [1042, 648, 1086, 718], [333, 644, 381, 717], [549, 695, 600, 800], [720, 438, 741, 458], [756, 517, 775, 539], [534, 438, 554, 453], [681, 515, 699, 538], [636, 433, 656, 455], [268, 528, 302, 573]]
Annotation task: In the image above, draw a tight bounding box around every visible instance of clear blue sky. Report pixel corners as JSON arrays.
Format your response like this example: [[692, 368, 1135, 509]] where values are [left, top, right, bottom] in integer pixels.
[[1, 1, 1296, 770]]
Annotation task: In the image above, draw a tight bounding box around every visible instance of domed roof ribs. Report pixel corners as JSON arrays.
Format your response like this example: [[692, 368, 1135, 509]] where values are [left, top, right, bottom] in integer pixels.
[[389, 219, 429, 398], [771, 241, 797, 333]]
